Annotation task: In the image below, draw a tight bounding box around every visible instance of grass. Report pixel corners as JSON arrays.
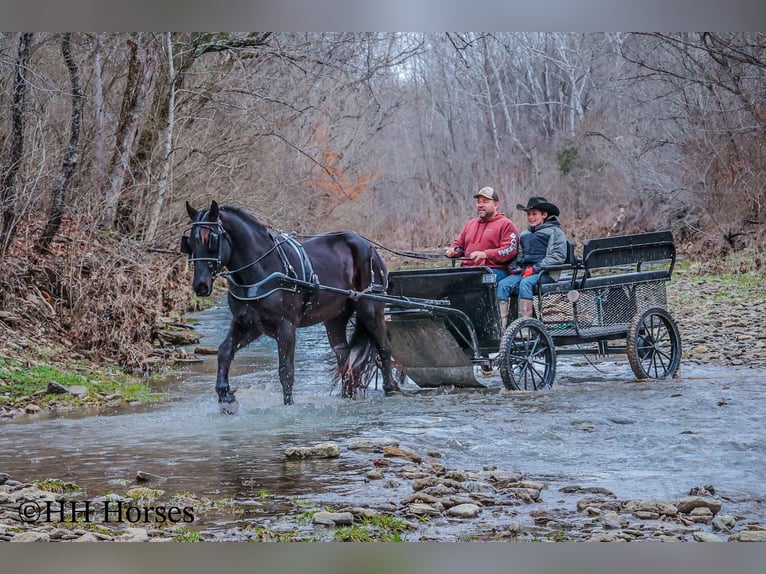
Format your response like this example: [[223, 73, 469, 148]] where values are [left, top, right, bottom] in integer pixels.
[[333, 515, 410, 542], [0, 356, 158, 410], [33, 478, 82, 494]]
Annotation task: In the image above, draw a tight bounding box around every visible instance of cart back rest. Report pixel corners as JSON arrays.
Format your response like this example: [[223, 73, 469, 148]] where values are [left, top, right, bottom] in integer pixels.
[[387, 266, 500, 346], [579, 230, 675, 289]]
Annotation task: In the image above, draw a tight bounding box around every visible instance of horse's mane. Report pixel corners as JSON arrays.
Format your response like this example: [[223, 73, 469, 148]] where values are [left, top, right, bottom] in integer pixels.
[[218, 204, 268, 232]]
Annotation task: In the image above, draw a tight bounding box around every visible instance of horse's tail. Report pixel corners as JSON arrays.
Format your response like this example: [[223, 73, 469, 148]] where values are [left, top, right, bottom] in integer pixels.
[[335, 321, 380, 397]]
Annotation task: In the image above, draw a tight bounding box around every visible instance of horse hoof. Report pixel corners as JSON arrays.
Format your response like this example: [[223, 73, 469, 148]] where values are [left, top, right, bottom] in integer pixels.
[[219, 400, 239, 415], [384, 387, 409, 397]]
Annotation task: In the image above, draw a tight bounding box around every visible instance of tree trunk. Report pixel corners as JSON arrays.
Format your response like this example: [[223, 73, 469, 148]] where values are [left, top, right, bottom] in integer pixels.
[[1, 32, 33, 256], [92, 33, 107, 196], [101, 36, 156, 230], [37, 33, 84, 251], [145, 33, 175, 242]]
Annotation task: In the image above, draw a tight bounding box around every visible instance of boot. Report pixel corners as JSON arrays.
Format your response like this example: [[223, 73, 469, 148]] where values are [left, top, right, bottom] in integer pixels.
[[519, 298, 534, 319], [499, 300, 510, 330]]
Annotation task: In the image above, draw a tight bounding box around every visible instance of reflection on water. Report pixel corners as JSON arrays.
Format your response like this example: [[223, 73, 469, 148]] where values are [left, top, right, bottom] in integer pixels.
[[1, 298, 765, 526]]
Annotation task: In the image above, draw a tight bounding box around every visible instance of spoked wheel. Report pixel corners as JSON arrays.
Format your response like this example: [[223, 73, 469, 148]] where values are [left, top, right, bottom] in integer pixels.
[[499, 318, 556, 391], [627, 307, 682, 380]]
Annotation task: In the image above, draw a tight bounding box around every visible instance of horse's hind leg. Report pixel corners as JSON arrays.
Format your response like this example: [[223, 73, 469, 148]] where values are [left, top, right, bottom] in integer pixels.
[[324, 309, 354, 398], [217, 321, 261, 413], [354, 300, 398, 395]]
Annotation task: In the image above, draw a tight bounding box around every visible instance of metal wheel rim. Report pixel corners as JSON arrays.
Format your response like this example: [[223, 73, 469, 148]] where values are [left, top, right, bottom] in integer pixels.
[[630, 309, 681, 379], [500, 319, 555, 391]]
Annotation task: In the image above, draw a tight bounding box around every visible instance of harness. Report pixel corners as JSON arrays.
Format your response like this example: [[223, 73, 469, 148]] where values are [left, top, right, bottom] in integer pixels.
[[182, 222, 385, 302], [225, 232, 318, 301]]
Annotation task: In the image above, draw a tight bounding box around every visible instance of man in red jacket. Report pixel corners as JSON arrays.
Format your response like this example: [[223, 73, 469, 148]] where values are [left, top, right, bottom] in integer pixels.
[[446, 186, 519, 280], [446, 187, 519, 329]]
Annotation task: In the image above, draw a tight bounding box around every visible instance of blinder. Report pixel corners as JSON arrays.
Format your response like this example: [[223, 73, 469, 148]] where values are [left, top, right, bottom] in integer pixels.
[[180, 220, 227, 275], [180, 235, 192, 255]]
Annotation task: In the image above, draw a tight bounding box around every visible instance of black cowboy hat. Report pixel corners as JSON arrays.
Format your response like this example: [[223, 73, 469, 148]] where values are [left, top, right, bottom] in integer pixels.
[[517, 196, 559, 217]]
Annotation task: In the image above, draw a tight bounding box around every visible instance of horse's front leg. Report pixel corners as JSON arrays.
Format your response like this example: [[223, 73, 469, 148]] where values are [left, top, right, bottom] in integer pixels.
[[217, 321, 261, 413], [276, 324, 297, 405]]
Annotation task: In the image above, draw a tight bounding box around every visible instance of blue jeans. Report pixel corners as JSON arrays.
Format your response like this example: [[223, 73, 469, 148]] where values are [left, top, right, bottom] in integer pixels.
[[498, 272, 553, 301], [490, 268, 509, 282]]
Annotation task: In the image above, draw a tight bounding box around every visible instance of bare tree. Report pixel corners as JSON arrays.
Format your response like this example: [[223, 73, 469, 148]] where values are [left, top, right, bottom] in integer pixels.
[[36, 33, 83, 251], [1, 32, 33, 256], [101, 34, 157, 230]]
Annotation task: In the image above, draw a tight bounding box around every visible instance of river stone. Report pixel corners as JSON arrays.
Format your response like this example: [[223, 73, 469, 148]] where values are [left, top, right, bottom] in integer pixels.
[[488, 470, 523, 485], [407, 503, 442, 517], [382, 446, 422, 463], [116, 528, 150, 542], [446, 503, 481, 518], [46, 381, 69, 394], [11, 531, 51, 542], [729, 530, 766, 542], [712, 514, 737, 531], [24, 404, 42, 414], [0, 472, 9, 485], [67, 385, 89, 398], [677, 496, 722, 515], [285, 442, 340, 459], [342, 507, 380, 519], [136, 470, 167, 483], [312, 511, 353, 526], [693, 531, 724, 542], [75, 532, 102, 542], [601, 511, 627, 529], [365, 470, 384, 480], [348, 438, 399, 450]]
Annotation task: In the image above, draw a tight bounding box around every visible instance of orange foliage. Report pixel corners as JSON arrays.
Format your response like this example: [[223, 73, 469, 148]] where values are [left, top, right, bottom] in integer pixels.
[[309, 124, 378, 209]]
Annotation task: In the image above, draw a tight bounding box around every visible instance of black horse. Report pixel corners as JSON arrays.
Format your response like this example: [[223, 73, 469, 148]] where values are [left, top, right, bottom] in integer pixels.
[[182, 200, 397, 411]]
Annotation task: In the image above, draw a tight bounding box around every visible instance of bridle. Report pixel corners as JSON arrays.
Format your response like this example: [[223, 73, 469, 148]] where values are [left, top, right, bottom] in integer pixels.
[[180, 219, 313, 284], [180, 220, 227, 277]]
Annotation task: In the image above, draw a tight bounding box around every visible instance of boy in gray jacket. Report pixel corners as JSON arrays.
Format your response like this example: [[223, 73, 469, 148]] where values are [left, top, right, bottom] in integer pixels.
[[497, 197, 567, 324]]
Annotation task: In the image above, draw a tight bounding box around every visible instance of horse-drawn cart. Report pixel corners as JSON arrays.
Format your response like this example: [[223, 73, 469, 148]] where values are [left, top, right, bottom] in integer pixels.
[[182, 202, 682, 406], [384, 231, 682, 391]]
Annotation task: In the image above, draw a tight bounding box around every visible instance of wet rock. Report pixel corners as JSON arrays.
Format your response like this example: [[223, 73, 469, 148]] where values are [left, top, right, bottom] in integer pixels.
[[136, 471, 167, 483], [342, 507, 380, 519], [11, 531, 51, 542], [729, 530, 766, 542], [447, 503, 481, 518], [508, 480, 547, 491], [194, 346, 218, 355], [407, 503, 442, 517], [24, 404, 42, 414], [488, 470, 523, 485], [116, 528, 150, 542], [0, 472, 9, 485], [285, 442, 340, 459], [634, 510, 660, 520], [67, 385, 88, 398], [712, 514, 737, 531], [312, 511, 354, 526], [586, 530, 625, 542], [383, 446, 422, 463], [365, 470, 384, 480], [348, 438, 399, 450], [688, 507, 713, 523], [693, 531, 724, 542], [507, 488, 541, 503], [403, 492, 440, 505], [75, 532, 102, 542], [676, 496, 722, 515], [601, 511, 628, 529], [689, 484, 715, 496], [46, 382, 69, 394]]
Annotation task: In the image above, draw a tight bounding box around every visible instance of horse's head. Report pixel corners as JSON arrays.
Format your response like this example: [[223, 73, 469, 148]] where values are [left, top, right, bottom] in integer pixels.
[[181, 200, 229, 297]]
